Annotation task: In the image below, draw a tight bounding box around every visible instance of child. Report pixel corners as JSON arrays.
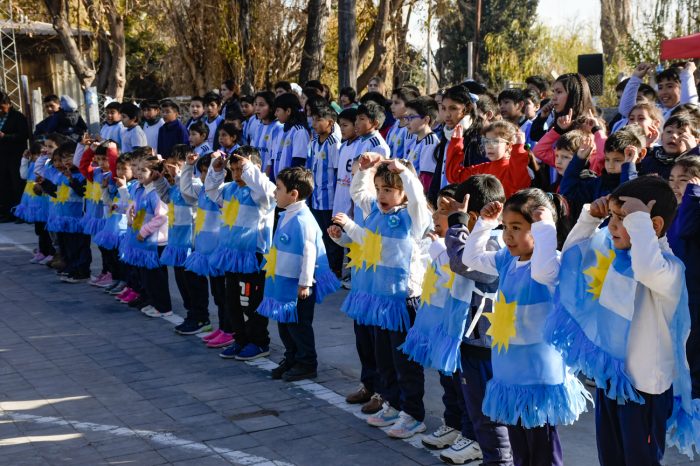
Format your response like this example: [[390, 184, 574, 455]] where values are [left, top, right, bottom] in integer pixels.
[[180, 153, 228, 347], [552, 130, 585, 186], [259, 166, 339, 381], [217, 123, 241, 157], [33, 94, 61, 141], [251, 91, 283, 174], [203, 92, 224, 148], [498, 88, 526, 126], [339, 86, 358, 109], [462, 188, 590, 466], [120, 103, 148, 153], [100, 101, 123, 146], [206, 146, 275, 360], [270, 93, 310, 179], [141, 99, 164, 152], [667, 156, 700, 398], [120, 156, 172, 317], [402, 97, 440, 192], [158, 100, 190, 157], [354, 101, 390, 158], [626, 102, 662, 148], [547, 176, 700, 464], [521, 89, 541, 148], [339, 154, 432, 439], [186, 96, 205, 130], [332, 108, 360, 217], [640, 113, 699, 179], [240, 95, 259, 145], [189, 121, 211, 158], [446, 121, 530, 198], [16, 142, 53, 264], [307, 105, 343, 276], [386, 86, 421, 159]]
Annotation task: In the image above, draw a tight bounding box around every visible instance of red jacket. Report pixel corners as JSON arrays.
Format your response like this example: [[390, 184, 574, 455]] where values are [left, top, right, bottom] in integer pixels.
[[533, 128, 607, 176], [445, 135, 531, 198], [79, 145, 118, 181]]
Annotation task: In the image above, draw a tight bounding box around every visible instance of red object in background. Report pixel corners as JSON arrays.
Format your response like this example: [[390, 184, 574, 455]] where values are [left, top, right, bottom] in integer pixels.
[[660, 33, 700, 60]]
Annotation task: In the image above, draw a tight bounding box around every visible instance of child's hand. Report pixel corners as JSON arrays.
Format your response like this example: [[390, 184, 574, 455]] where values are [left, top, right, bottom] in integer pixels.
[[426, 231, 439, 242], [618, 196, 655, 216], [327, 225, 342, 239], [440, 194, 470, 215], [580, 109, 598, 133], [298, 286, 310, 300], [230, 152, 251, 170], [689, 177, 700, 186], [384, 158, 405, 174], [531, 206, 553, 223], [514, 130, 526, 145], [33, 184, 43, 196], [164, 163, 180, 178], [540, 101, 555, 118], [557, 109, 573, 131], [576, 137, 594, 160], [211, 151, 226, 172], [624, 147, 641, 164], [452, 125, 463, 139], [136, 233, 145, 242], [114, 176, 126, 187], [480, 201, 503, 222], [186, 153, 198, 166], [22, 149, 31, 159], [588, 196, 610, 218], [358, 152, 382, 170], [632, 63, 653, 79], [332, 212, 350, 227], [80, 132, 92, 146], [685, 61, 697, 75], [679, 130, 698, 153]]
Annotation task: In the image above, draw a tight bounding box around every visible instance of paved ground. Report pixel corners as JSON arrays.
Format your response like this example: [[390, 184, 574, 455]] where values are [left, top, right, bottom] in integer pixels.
[[0, 222, 697, 466]]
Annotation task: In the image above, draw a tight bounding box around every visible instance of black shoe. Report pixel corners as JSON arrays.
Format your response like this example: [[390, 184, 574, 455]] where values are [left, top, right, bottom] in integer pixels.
[[282, 364, 317, 382], [13, 217, 24, 224], [0, 215, 13, 223], [175, 319, 211, 335], [128, 296, 148, 309], [271, 359, 294, 380]]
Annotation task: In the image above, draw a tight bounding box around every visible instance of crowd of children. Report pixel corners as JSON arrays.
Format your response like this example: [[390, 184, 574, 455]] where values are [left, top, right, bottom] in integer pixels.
[[12, 62, 700, 465]]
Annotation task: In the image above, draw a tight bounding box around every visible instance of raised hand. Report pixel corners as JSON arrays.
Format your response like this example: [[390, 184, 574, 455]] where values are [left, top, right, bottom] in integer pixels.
[[211, 151, 226, 172], [576, 136, 595, 160], [480, 201, 503, 222], [589, 196, 610, 219], [358, 152, 383, 170], [531, 205, 553, 223], [632, 63, 653, 79], [618, 196, 655, 216], [440, 194, 470, 215], [332, 212, 350, 227], [384, 158, 405, 174], [557, 108, 574, 131], [186, 153, 198, 166]]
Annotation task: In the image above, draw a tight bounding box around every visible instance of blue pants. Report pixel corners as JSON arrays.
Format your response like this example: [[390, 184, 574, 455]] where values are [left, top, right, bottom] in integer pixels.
[[507, 423, 561, 466], [460, 346, 513, 465], [687, 303, 700, 398], [595, 387, 673, 466], [440, 372, 474, 438], [59, 232, 92, 277], [354, 322, 379, 393], [277, 288, 317, 369]]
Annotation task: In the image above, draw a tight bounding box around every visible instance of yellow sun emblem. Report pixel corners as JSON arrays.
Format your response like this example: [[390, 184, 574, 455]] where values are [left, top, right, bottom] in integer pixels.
[[584, 249, 616, 300], [440, 263, 456, 291], [362, 228, 383, 271], [24, 181, 36, 197], [420, 264, 440, 306], [221, 197, 241, 227], [262, 246, 278, 280], [167, 201, 175, 227], [132, 209, 146, 232], [54, 184, 71, 204], [484, 291, 518, 353], [346, 241, 364, 271], [194, 207, 206, 234]]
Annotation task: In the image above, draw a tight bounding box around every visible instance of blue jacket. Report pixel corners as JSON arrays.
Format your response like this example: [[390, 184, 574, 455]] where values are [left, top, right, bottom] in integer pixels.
[[157, 120, 190, 157], [640, 146, 700, 179], [668, 183, 700, 307]]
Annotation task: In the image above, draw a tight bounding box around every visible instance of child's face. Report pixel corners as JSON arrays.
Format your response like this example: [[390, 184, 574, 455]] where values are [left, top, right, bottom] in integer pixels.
[[657, 78, 681, 108], [121, 113, 136, 127], [607, 201, 632, 249], [44, 101, 60, 115], [339, 118, 356, 140], [189, 101, 204, 118], [229, 159, 247, 186], [129, 161, 139, 175], [669, 165, 691, 204], [339, 95, 351, 107], [482, 130, 510, 162], [43, 139, 59, 155], [555, 148, 575, 175], [604, 150, 627, 174], [199, 166, 208, 184], [498, 99, 523, 122], [502, 209, 534, 261], [218, 131, 236, 149], [136, 162, 154, 185], [367, 79, 381, 93], [275, 107, 291, 124], [312, 116, 334, 136], [95, 155, 110, 172], [402, 109, 427, 134], [143, 107, 160, 121], [116, 162, 133, 180], [161, 107, 178, 123], [354, 114, 375, 136], [662, 124, 693, 155], [61, 156, 74, 171], [274, 179, 297, 208], [627, 109, 658, 144], [433, 196, 451, 237], [205, 101, 220, 118], [254, 97, 271, 121], [522, 99, 539, 120], [241, 102, 254, 118], [551, 81, 568, 114], [374, 177, 404, 212], [441, 98, 466, 129], [299, 93, 308, 109], [189, 130, 205, 147], [105, 108, 120, 124], [274, 87, 286, 97], [390, 97, 406, 120]]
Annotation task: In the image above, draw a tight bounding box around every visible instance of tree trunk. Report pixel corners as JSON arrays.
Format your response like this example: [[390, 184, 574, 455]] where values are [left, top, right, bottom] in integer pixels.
[[338, 0, 358, 89], [299, 0, 332, 83], [239, 0, 255, 95], [356, 0, 391, 91], [102, 0, 126, 100], [392, 0, 410, 87], [599, 0, 632, 66]]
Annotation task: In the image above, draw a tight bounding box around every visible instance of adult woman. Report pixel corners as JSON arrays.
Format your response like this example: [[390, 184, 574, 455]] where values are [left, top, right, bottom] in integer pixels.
[[0, 91, 29, 222], [220, 80, 242, 121]]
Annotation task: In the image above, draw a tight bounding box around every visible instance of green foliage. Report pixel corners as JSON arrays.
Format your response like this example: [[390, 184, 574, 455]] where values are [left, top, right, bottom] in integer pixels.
[[123, 12, 171, 99]]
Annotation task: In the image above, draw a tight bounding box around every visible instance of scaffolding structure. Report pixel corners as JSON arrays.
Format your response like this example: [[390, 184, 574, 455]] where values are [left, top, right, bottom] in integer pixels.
[[0, 0, 21, 108]]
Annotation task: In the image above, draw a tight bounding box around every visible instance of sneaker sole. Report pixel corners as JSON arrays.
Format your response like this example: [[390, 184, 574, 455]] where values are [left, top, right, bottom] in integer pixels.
[[234, 350, 270, 361], [387, 425, 427, 439], [366, 418, 399, 428], [439, 454, 482, 465], [206, 341, 234, 348], [219, 352, 241, 359], [422, 439, 455, 450], [175, 328, 208, 335]]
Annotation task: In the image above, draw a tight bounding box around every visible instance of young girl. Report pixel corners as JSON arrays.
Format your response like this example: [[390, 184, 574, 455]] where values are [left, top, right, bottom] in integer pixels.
[[120, 156, 171, 317], [217, 123, 241, 158], [270, 93, 310, 179], [16, 143, 53, 263], [251, 91, 283, 175], [337, 154, 432, 439], [462, 188, 590, 466], [180, 153, 228, 347]]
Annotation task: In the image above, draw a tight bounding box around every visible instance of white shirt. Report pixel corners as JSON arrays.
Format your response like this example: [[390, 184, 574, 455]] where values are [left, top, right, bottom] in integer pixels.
[[144, 118, 164, 152]]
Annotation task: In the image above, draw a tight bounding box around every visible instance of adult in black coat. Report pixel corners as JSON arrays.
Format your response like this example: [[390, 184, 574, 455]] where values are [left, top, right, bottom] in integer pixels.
[[0, 91, 29, 222]]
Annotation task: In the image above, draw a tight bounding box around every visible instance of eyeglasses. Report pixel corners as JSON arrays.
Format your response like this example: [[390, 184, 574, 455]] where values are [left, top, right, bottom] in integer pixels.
[[400, 114, 423, 122], [481, 137, 508, 147]]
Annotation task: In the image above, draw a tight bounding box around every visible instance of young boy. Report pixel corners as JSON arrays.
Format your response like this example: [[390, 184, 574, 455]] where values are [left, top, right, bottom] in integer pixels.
[[100, 101, 123, 146], [189, 121, 211, 158], [141, 99, 164, 152], [403, 97, 440, 192], [158, 99, 190, 158], [33, 94, 61, 141], [640, 113, 699, 179], [258, 166, 339, 381], [520, 89, 540, 148], [186, 96, 205, 130], [497, 88, 526, 126], [332, 108, 360, 217], [205, 146, 275, 360], [240, 95, 259, 145], [120, 102, 148, 153], [386, 86, 421, 159], [339, 86, 358, 109], [355, 101, 390, 158], [549, 176, 698, 465], [203, 92, 224, 148], [626, 102, 663, 148]]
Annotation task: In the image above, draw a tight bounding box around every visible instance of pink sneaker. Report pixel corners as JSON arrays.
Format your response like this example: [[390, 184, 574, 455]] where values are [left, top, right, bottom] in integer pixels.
[[206, 332, 234, 348], [202, 329, 223, 342], [115, 287, 132, 300], [89, 273, 106, 286], [120, 291, 140, 304], [30, 253, 46, 264], [95, 273, 113, 287]]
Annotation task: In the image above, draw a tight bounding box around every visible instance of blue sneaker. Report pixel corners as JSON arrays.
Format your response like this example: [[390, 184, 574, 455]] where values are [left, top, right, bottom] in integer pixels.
[[235, 344, 270, 361], [219, 342, 243, 359]]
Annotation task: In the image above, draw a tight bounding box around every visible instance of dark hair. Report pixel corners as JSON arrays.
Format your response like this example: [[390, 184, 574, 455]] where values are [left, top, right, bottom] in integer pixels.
[[274, 93, 308, 131], [356, 101, 386, 127], [274, 81, 292, 93], [359, 91, 389, 107], [119, 102, 140, 121], [461, 80, 488, 95], [141, 99, 161, 110], [455, 174, 506, 214], [230, 145, 262, 167], [56, 141, 78, 158], [190, 96, 204, 106], [437, 183, 459, 201], [304, 93, 329, 115], [240, 95, 254, 105], [610, 176, 677, 234], [638, 83, 658, 102], [131, 146, 154, 160], [373, 160, 417, 192], [105, 101, 122, 111], [522, 88, 541, 106], [669, 104, 700, 125], [254, 91, 276, 121], [674, 155, 700, 179], [405, 96, 438, 124], [189, 121, 210, 138], [525, 75, 550, 94], [657, 67, 681, 84], [43, 94, 60, 104], [29, 141, 43, 155], [117, 153, 132, 165], [339, 86, 357, 103], [504, 188, 571, 248], [664, 113, 700, 138], [304, 80, 324, 93], [497, 88, 525, 104], [168, 144, 193, 161], [94, 139, 116, 156], [196, 153, 212, 173], [556, 130, 586, 153], [141, 155, 165, 173], [605, 125, 645, 153], [554, 73, 595, 119], [443, 84, 475, 108], [391, 86, 420, 103], [615, 78, 630, 93], [276, 166, 314, 200], [221, 79, 240, 98], [310, 104, 338, 122], [46, 132, 68, 146], [322, 84, 334, 102], [203, 92, 222, 106], [218, 122, 241, 141], [338, 108, 358, 124], [160, 99, 180, 113], [476, 93, 498, 118]]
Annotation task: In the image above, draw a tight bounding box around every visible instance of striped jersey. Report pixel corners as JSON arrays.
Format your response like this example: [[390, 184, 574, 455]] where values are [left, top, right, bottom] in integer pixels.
[[386, 120, 408, 158], [308, 133, 341, 210], [356, 130, 390, 158], [333, 137, 361, 216], [272, 124, 310, 179], [252, 121, 284, 170], [405, 132, 440, 174]]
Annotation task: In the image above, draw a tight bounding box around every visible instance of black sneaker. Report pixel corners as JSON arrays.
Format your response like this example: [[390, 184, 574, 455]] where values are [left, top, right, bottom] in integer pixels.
[[282, 364, 317, 382], [271, 359, 294, 380], [128, 296, 148, 309], [175, 319, 212, 335]]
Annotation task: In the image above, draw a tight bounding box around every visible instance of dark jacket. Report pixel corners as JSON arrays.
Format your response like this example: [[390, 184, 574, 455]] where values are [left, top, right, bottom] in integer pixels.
[[157, 120, 190, 157], [0, 107, 29, 157], [668, 183, 700, 307], [640, 146, 700, 179]]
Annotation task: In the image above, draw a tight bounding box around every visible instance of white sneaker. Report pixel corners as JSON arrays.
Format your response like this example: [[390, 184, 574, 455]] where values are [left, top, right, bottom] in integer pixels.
[[38, 255, 54, 265], [143, 306, 173, 318], [439, 435, 482, 465], [366, 403, 400, 427], [140, 305, 155, 314], [341, 278, 351, 290], [422, 424, 460, 449], [387, 411, 426, 439]]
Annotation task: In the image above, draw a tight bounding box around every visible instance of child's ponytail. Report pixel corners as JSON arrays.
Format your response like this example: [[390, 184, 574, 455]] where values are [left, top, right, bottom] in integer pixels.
[[274, 93, 308, 132], [504, 188, 571, 249]]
